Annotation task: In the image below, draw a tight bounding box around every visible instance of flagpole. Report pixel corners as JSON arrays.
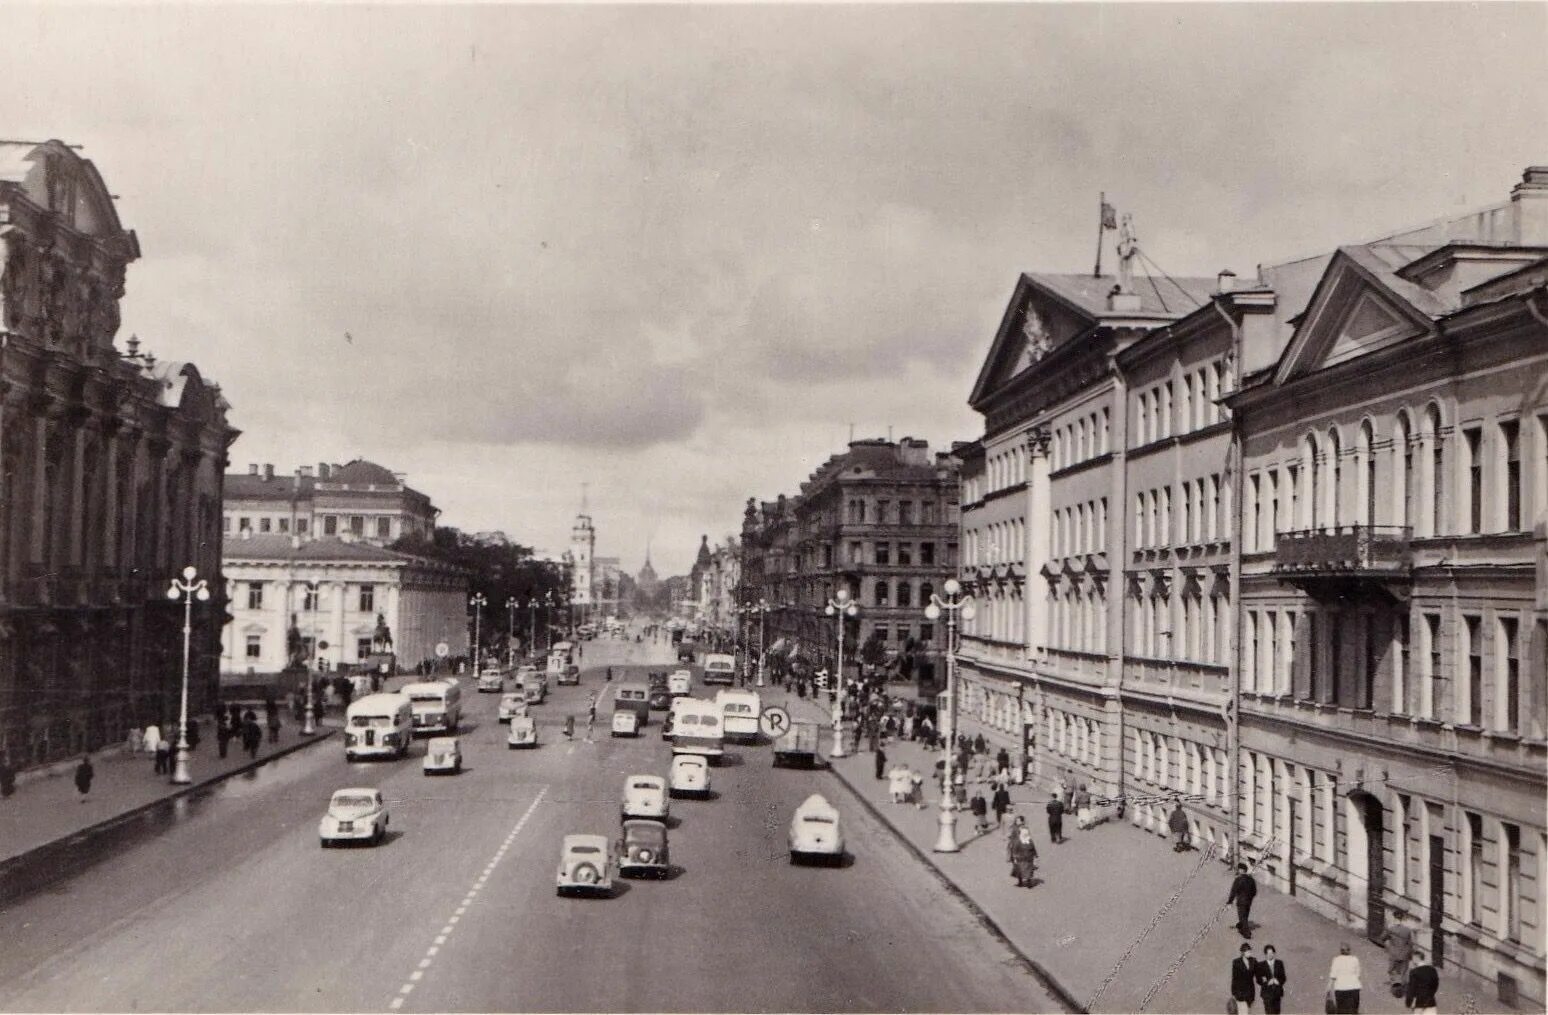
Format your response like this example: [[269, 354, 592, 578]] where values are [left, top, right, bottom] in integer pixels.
[[1093, 191, 1106, 278]]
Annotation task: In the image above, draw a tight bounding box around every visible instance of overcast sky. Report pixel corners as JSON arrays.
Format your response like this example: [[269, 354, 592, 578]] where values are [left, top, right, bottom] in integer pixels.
[[6, 3, 1545, 576]]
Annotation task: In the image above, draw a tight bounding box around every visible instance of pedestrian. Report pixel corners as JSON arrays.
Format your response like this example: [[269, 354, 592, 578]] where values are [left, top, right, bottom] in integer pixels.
[[184, 719, 200, 752], [1230, 942, 1259, 1014], [909, 768, 925, 809], [992, 783, 1011, 826], [1169, 798, 1191, 851], [1074, 783, 1092, 830], [266, 707, 281, 744], [1228, 862, 1258, 935], [1382, 914, 1415, 993], [606, 666, 613, 682], [126, 726, 144, 755], [1256, 944, 1287, 1015], [995, 746, 1010, 774], [1009, 820, 1038, 887], [154, 737, 171, 775], [586, 694, 597, 734], [216, 716, 232, 759], [1046, 792, 1065, 844], [1403, 951, 1438, 1015], [241, 718, 262, 760], [873, 745, 887, 780], [972, 732, 986, 755], [228, 703, 243, 731], [1062, 771, 1077, 806], [0, 753, 15, 798], [74, 754, 94, 801], [970, 788, 989, 834], [902, 714, 915, 741], [563, 715, 575, 740], [1326, 943, 1362, 1014]]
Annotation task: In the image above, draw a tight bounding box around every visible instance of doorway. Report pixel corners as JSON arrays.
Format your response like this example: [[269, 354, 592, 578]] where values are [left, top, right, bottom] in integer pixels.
[[1349, 790, 1387, 942], [1428, 833, 1446, 968]]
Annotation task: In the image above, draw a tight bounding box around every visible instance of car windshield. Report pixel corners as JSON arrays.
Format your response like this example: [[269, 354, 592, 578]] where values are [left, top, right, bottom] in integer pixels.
[[630, 781, 658, 790], [349, 715, 393, 728], [333, 794, 375, 808], [700, 715, 720, 727], [802, 814, 836, 824], [569, 845, 600, 855], [408, 693, 443, 703], [724, 703, 753, 714]]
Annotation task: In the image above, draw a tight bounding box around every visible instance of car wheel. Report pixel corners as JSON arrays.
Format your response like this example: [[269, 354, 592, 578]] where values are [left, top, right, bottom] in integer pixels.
[[573, 863, 600, 886], [321, 838, 332, 849], [371, 826, 383, 846]]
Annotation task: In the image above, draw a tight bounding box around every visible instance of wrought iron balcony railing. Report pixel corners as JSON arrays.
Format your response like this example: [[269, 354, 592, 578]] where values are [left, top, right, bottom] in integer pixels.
[[1272, 525, 1412, 576]]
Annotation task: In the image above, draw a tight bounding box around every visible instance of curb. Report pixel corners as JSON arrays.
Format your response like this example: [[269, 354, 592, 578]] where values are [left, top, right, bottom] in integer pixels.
[[0, 727, 338, 885], [821, 749, 1086, 1015]]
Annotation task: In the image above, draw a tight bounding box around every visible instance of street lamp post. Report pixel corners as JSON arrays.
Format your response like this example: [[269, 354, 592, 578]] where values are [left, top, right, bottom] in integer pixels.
[[303, 581, 320, 736], [545, 591, 557, 651], [752, 598, 770, 688], [527, 597, 538, 658], [925, 578, 976, 853], [506, 596, 518, 669], [470, 593, 487, 675], [165, 566, 210, 786], [824, 587, 859, 759]]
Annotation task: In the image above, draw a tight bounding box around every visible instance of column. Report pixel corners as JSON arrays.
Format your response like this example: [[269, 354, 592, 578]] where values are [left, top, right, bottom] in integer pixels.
[[1024, 426, 1052, 654], [30, 417, 48, 564], [102, 430, 119, 571], [69, 424, 85, 568]]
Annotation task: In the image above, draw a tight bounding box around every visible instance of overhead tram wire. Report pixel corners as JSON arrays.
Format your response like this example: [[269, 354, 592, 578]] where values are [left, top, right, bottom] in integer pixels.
[[1138, 248, 1206, 310]]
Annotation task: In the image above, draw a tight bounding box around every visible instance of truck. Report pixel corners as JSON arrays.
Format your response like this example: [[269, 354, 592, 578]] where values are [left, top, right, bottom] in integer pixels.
[[772, 721, 821, 768]]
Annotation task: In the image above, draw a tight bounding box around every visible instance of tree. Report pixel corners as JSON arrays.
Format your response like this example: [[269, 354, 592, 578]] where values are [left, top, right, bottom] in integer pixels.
[[391, 527, 568, 651]]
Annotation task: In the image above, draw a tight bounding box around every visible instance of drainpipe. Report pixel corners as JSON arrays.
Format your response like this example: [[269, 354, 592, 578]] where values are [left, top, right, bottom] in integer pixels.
[[1213, 293, 1245, 869]]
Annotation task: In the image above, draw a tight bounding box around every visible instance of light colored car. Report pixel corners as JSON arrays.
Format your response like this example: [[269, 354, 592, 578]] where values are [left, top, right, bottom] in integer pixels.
[[622, 774, 668, 821], [422, 736, 462, 774], [619, 819, 670, 878], [477, 669, 504, 693], [668, 670, 692, 696], [507, 715, 538, 748], [498, 693, 526, 723], [668, 754, 710, 797], [523, 680, 546, 705], [319, 788, 389, 847], [556, 834, 615, 896], [611, 710, 640, 737], [788, 793, 844, 863]]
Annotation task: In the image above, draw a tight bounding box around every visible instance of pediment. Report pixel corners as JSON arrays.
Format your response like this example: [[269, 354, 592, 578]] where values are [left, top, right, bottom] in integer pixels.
[[1275, 252, 1433, 385], [970, 276, 1096, 407]]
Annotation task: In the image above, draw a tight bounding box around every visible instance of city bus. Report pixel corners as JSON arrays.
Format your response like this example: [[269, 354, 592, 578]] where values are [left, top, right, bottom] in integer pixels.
[[702, 653, 736, 686], [548, 641, 576, 684], [669, 698, 724, 762], [401, 680, 462, 735]]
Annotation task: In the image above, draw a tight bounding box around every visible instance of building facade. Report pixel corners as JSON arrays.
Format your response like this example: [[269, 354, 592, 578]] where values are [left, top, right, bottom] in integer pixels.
[[223, 459, 436, 546], [1229, 169, 1548, 1005], [220, 533, 468, 676], [740, 438, 961, 688], [0, 139, 237, 768]]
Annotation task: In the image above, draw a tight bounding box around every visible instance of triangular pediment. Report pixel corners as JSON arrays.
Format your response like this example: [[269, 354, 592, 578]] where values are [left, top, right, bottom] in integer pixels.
[[1275, 250, 1434, 384], [969, 275, 1096, 407]]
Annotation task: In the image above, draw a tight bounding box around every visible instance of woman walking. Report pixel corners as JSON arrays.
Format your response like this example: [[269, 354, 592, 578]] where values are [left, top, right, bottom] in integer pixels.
[[1009, 820, 1038, 887]]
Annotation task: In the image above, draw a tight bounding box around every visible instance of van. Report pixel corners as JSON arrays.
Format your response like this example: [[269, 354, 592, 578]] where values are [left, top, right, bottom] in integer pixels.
[[715, 689, 761, 744], [701, 653, 735, 686], [401, 680, 462, 736], [612, 682, 650, 725], [344, 693, 413, 760], [670, 698, 724, 761]]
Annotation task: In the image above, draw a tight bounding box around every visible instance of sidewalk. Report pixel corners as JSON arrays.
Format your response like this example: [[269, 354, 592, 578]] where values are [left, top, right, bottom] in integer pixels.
[[1, 719, 337, 868], [775, 690, 1492, 1015]]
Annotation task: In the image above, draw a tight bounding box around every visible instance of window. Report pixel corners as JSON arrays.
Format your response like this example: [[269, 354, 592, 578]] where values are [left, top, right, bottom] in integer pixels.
[[897, 583, 912, 609], [921, 501, 937, 525], [350, 515, 365, 535], [259, 517, 271, 533], [239, 516, 252, 532], [1397, 412, 1413, 528], [1504, 822, 1523, 942], [1423, 613, 1441, 720], [1498, 617, 1519, 733], [223, 516, 232, 533], [1464, 615, 1482, 727], [1465, 427, 1483, 534], [1362, 421, 1377, 526], [849, 541, 863, 564], [872, 624, 889, 646], [297, 518, 309, 534], [247, 582, 264, 609], [376, 516, 391, 539], [302, 584, 319, 611], [324, 515, 338, 535], [1180, 376, 1193, 434], [245, 634, 262, 660], [919, 623, 934, 644], [897, 543, 913, 567], [1160, 382, 1173, 438], [1307, 611, 1320, 701], [874, 581, 889, 606], [359, 584, 375, 612], [874, 542, 890, 566], [1286, 464, 1299, 531], [876, 500, 890, 524], [1393, 615, 1409, 714], [279, 518, 289, 533], [1429, 405, 1445, 535], [356, 638, 373, 660], [1501, 420, 1521, 530], [920, 541, 935, 566], [1466, 812, 1484, 925], [898, 501, 913, 525]]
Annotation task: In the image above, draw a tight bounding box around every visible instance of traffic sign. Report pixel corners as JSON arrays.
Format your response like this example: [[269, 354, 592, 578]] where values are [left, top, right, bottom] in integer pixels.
[[759, 705, 791, 739], [435, 641, 450, 659]]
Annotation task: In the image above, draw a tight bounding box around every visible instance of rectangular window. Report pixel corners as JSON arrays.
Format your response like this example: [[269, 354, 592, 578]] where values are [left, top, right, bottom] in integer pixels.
[[1423, 613, 1441, 720], [1247, 474, 1261, 552], [247, 582, 264, 609], [1465, 615, 1483, 727], [874, 542, 889, 566], [1504, 822, 1523, 942], [1360, 615, 1376, 709], [324, 516, 338, 535], [920, 542, 935, 566], [259, 517, 272, 533], [898, 501, 913, 525], [356, 637, 373, 660], [1465, 427, 1483, 533], [239, 516, 252, 532], [376, 516, 391, 538], [359, 584, 375, 612], [1501, 419, 1521, 530], [1307, 611, 1320, 701], [1286, 465, 1299, 531], [350, 515, 365, 535], [919, 623, 934, 644], [245, 634, 262, 660], [1160, 382, 1173, 438], [223, 516, 232, 533], [278, 518, 289, 533], [1467, 812, 1484, 925], [897, 543, 913, 567], [302, 585, 319, 611], [1393, 614, 1409, 714], [297, 518, 309, 534], [849, 541, 862, 564], [876, 500, 890, 524], [1498, 617, 1519, 733]]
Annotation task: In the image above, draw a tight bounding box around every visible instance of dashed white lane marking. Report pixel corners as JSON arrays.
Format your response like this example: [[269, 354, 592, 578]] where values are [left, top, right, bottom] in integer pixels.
[[389, 785, 548, 1010]]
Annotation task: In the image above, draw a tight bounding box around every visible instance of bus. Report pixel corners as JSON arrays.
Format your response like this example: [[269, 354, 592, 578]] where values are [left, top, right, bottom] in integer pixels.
[[344, 693, 413, 760], [548, 641, 575, 682], [401, 680, 462, 735], [715, 689, 761, 743], [702, 653, 736, 686], [670, 698, 724, 761]]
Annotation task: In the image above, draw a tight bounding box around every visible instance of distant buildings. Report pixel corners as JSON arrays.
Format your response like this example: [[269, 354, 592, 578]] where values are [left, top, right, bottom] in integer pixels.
[[0, 139, 236, 767], [223, 459, 437, 546]]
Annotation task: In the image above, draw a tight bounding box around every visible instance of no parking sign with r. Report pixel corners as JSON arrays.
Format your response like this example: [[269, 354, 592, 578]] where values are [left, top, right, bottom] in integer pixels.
[[759, 705, 791, 739]]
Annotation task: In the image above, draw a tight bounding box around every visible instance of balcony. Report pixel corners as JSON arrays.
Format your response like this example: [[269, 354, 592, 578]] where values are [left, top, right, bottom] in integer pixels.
[[1272, 525, 1411, 600]]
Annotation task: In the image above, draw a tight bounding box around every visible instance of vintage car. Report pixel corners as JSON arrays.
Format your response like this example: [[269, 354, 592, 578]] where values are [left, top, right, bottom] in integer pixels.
[[788, 793, 845, 864], [610, 710, 640, 738], [498, 692, 526, 723], [477, 668, 505, 693], [319, 788, 390, 847], [522, 679, 546, 705], [619, 819, 670, 878], [556, 834, 615, 896], [621, 774, 669, 821], [507, 715, 539, 748], [647, 673, 671, 711], [422, 736, 462, 775], [667, 670, 693, 697], [668, 754, 710, 797]]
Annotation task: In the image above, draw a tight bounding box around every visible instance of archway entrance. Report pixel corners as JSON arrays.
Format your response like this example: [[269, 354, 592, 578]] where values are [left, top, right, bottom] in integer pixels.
[[1346, 790, 1388, 942]]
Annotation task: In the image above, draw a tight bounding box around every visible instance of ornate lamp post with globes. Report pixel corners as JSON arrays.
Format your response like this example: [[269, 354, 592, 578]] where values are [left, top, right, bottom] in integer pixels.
[[506, 596, 518, 668], [824, 587, 859, 758], [166, 566, 210, 786], [924, 578, 976, 853], [749, 598, 770, 688], [469, 593, 487, 676], [302, 581, 320, 736]]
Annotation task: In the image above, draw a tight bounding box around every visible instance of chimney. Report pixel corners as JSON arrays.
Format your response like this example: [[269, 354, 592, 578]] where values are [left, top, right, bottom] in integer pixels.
[[248, 463, 259, 476], [318, 463, 329, 479], [1216, 269, 1238, 295], [1107, 284, 1142, 313], [263, 463, 275, 481], [298, 466, 313, 478], [1511, 166, 1548, 243]]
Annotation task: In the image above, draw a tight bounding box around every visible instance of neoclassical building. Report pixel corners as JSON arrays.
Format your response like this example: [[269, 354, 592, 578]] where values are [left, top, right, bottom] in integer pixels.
[[0, 139, 237, 767], [223, 458, 437, 546]]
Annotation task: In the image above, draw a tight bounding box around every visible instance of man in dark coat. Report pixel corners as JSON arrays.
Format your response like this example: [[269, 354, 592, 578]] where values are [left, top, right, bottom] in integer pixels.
[[873, 745, 887, 780], [1228, 862, 1259, 935], [1046, 792, 1065, 844], [74, 755, 95, 800], [241, 718, 262, 759], [995, 747, 1010, 774], [1256, 944, 1287, 1014], [1404, 952, 1439, 1014], [1230, 942, 1259, 1013], [1169, 799, 1191, 851]]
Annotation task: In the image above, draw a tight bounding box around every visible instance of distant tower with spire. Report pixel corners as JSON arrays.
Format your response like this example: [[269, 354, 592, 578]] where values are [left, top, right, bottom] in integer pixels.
[[637, 538, 659, 593], [569, 485, 595, 623]]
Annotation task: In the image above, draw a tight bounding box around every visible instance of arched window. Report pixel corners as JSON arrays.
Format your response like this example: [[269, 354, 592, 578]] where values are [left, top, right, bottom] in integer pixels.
[[1356, 421, 1376, 526], [897, 582, 912, 609], [1424, 403, 1445, 536], [1326, 427, 1342, 527], [874, 581, 889, 606], [1303, 433, 1320, 529], [1394, 411, 1412, 528]]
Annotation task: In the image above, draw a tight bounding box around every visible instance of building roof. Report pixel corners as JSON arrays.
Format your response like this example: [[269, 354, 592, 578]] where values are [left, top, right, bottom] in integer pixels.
[[226, 474, 316, 501], [325, 459, 400, 486], [1028, 272, 1217, 320], [224, 534, 411, 563]]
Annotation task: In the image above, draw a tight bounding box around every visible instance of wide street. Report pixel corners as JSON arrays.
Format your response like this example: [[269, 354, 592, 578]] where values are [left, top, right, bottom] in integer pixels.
[[0, 634, 1056, 1013]]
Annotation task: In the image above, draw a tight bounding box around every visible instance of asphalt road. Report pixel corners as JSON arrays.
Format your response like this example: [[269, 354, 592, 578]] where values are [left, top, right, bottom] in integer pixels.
[[0, 632, 1056, 1013]]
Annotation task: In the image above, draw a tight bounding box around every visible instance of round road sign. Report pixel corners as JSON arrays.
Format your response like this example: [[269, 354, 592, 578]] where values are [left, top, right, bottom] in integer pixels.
[[435, 641, 450, 659], [759, 705, 791, 739]]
